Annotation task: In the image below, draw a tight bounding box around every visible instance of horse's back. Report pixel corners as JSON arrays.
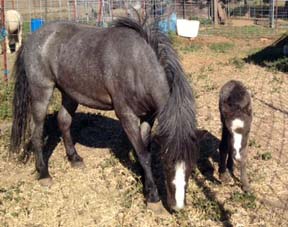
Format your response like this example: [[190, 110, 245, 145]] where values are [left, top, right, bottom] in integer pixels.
[[23, 21, 169, 114]]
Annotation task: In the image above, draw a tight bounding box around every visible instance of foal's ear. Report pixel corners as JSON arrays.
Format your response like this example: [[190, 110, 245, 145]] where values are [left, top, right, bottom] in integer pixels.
[[221, 102, 233, 116], [195, 129, 209, 142]]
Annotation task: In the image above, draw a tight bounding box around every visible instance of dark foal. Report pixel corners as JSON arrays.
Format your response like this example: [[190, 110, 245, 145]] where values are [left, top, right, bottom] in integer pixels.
[[218, 80, 252, 192]]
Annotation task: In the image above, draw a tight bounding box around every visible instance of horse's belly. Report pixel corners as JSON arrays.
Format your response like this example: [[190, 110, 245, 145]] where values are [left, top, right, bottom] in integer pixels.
[[64, 89, 113, 111]]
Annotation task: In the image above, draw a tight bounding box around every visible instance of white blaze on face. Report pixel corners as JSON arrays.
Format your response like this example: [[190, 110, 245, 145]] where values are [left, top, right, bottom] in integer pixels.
[[172, 161, 186, 210], [231, 119, 244, 161]]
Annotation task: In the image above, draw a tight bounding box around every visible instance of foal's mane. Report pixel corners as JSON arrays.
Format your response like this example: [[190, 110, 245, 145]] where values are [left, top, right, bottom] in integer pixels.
[[114, 18, 198, 164]]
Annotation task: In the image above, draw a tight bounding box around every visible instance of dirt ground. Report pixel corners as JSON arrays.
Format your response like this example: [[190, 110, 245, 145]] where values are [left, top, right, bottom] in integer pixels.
[[0, 32, 288, 227]]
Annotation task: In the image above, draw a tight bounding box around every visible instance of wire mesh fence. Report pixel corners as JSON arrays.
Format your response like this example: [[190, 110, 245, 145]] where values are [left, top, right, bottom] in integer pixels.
[[1, 0, 287, 40], [0, 0, 287, 119]]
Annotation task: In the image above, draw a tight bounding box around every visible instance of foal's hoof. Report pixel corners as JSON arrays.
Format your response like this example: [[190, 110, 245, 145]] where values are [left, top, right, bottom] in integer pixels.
[[242, 184, 252, 193], [147, 201, 170, 217], [219, 172, 232, 184], [71, 160, 85, 169], [39, 177, 53, 187]]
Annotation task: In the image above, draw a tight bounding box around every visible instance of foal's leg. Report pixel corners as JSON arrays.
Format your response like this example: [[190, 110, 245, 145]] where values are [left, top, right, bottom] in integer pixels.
[[227, 151, 234, 173], [117, 110, 159, 203], [28, 86, 54, 185], [219, 126, 231, 183], [240, 149, 251, 192], [57, 94, 83, 167]]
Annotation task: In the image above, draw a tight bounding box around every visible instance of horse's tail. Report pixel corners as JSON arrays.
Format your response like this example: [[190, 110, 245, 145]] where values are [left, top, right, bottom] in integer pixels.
[[114, 18, 199, 163], [10, 45, 31, 158]]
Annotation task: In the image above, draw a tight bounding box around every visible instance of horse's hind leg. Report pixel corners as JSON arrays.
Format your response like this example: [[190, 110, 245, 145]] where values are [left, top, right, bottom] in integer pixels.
[[57, 94, 83, 167], [28, 86, 54, 185]]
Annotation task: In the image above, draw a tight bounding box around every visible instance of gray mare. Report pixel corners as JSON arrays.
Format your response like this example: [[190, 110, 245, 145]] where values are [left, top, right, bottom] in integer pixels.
[[10, 18, 198, 211]]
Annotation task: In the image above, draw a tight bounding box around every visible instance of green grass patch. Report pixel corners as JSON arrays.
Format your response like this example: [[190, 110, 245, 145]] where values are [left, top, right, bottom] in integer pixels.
[[191, 195, 227, 221], [209, 42, 234, 53], [230, 192, 257, 209], [200, 25, 281, 39], [229, 57, 245, 69], [249, 138, 261, 148], [261, 152, 272, 161], [0, 81, 14, 120], [180, 43, 202, 53]]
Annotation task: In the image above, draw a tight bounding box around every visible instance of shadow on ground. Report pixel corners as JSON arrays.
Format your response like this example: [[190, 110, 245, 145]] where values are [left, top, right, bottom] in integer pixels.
[[245, 33, 288, 73], [195, 130, 233, 227], [42, 113, 232, 225]]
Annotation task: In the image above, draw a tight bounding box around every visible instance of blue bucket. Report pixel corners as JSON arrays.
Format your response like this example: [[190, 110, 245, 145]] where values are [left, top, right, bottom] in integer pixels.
[[158, 13, 177, 33], [31, 18, 45, 32]]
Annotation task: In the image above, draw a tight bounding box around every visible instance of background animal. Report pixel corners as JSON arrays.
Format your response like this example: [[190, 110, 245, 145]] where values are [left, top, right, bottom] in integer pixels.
[[218, 80, 253, 192], [0, 9, 23, 53]]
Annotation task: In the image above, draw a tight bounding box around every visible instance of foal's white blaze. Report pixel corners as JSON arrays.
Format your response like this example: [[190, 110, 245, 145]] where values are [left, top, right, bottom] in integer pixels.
[[231, 119, 244, 161], [172, 161, 186, 210]]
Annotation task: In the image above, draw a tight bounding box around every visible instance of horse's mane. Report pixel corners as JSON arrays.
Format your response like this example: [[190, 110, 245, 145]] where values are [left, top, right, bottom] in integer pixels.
[[113, 18, 198, 164]]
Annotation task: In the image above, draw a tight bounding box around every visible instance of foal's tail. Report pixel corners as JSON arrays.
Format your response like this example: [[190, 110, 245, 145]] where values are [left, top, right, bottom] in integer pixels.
[[10, 45, 31, 158]]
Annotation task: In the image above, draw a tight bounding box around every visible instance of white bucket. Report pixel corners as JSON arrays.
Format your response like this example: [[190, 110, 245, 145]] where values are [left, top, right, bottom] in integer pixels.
[[176, 19, 200, 38]]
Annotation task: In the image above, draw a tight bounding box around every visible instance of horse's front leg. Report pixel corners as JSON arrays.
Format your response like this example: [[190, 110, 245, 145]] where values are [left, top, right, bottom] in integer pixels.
[[117, 109, 159, 203]]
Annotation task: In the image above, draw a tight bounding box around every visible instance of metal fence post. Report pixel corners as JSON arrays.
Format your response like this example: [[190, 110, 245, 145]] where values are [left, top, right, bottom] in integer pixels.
[[1, 0, 8, 82], [270, 0, 275, 28]]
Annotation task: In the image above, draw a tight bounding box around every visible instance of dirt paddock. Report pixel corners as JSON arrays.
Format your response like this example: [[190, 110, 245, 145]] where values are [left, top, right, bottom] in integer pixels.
[[0, 31, 288, 226]]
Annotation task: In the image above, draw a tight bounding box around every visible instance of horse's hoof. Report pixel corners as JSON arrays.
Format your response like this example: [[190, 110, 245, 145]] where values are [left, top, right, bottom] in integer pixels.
[[71, 160, 85, 169], [147, 201, 170, 216], [219, 172, 232, 184], [39, 177, 53, 187], [146, 189, 160, 203]]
